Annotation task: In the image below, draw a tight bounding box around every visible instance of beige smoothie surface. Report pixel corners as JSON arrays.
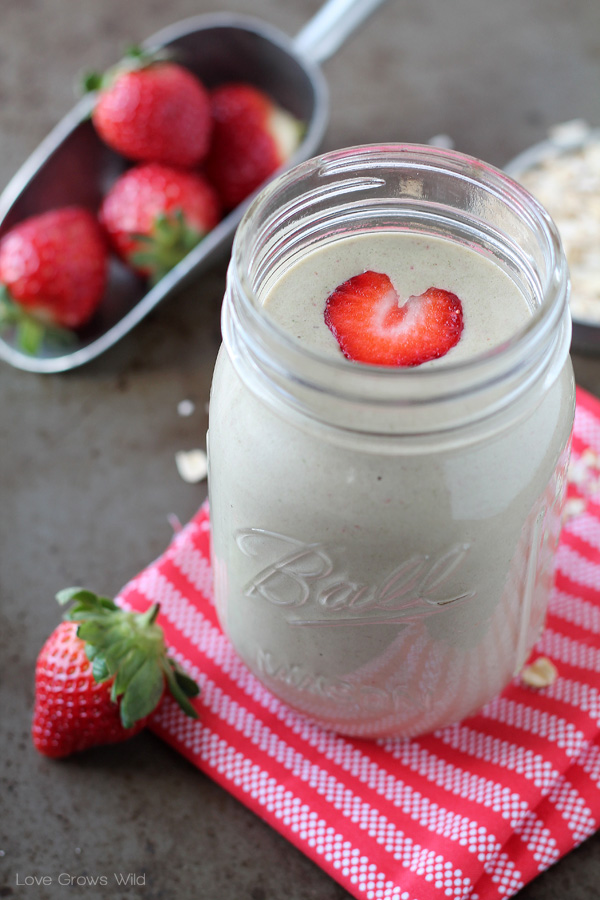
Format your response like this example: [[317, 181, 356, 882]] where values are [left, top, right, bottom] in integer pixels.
[[261, 232, 532, 362]]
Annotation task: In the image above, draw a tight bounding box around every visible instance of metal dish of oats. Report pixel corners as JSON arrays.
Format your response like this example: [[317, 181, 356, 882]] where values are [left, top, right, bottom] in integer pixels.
[[505, 120, 600, 352]]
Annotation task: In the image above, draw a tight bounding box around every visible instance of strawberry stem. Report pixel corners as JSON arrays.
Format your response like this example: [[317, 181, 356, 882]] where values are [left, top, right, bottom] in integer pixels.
[[81, 71, 103, 93], [130, 209, 205, 284], [17, 316, 45, 355], [81, 45, 173, 96], [0, 286, 76, 356], [138, 602, 160, 627]]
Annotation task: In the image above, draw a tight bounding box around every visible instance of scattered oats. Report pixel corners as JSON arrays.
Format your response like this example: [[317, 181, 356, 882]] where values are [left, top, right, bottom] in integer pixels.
[[167, 512, 183, 534], [0, 850, 5, 857], [177, 399, 195, 417], [563, 497, 587, 521], [428, 133, 455, 150], [175, 449, 208, 483], [75, 848, 81, 855], [520, 656, 558, 688]]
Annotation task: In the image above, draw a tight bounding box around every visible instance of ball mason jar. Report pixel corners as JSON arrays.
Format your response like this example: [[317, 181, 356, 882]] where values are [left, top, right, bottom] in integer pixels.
[[207, 144, 574, 739]]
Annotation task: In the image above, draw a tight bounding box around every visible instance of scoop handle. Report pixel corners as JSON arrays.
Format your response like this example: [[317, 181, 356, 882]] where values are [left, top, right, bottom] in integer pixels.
[[294, 0, 388, 64]]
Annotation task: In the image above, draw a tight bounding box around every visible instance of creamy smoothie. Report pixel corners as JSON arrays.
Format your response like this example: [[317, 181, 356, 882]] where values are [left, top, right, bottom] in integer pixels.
[[209, 148, 573, 737], [262, 232, 531, 362]]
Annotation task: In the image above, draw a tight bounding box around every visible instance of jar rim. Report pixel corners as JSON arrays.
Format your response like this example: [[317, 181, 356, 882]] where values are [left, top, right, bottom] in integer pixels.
[[231, 143, 568, 379], [225, 143, 571, 436]]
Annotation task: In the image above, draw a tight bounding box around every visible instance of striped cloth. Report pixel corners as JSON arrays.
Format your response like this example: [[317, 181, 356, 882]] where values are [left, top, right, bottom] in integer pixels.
[[119, 386, 600, 900]]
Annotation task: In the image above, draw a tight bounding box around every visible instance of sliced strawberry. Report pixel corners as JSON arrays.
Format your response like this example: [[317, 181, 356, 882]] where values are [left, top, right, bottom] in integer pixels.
[[324, 271, 464, 367]]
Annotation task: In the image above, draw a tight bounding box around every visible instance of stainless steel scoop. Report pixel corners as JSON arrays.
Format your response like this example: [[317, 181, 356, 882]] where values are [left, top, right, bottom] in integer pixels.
[[0, 0, 387, 373]]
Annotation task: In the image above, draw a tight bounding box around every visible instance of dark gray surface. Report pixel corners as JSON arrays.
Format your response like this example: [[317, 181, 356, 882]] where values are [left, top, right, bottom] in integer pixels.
[[2, 1, 600, 898]]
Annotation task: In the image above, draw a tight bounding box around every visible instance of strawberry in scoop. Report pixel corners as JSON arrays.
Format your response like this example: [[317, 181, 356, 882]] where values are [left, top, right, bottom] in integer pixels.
[[0, 207, 107, 354], [324, 271, 464, 367], [204, 82, 303, 211], [86, 48, 212, 167], [99, 163, 221, 283], [32, 588, 199, 759]]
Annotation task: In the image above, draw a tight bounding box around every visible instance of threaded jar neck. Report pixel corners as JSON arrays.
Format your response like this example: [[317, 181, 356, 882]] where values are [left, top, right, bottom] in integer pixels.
[[222, 144, 571, 445]]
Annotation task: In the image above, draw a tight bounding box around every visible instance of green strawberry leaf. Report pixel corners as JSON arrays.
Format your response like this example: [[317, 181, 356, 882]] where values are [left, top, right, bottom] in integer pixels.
[[168, 657, 200, 698], [0, 285, 19, 323], [130, 233, 154, 246], [57, 587, 100, 607], [130, 251, 157, 269], [101, 635, 135, 661], [119, 657, 165, 729], [129, 208, 205, 285], [0, 286, 75, 356], [110, 647, 146, 702], [124, 44, 145, 61], [174, 670, 200, 698], [123, 44, 173, 68], [161, 660, 199, 720], [76, 619, 122, 647], [81, 71, 103, 92], [154, 213, 176, 244], [17, 317, 45, 355], [92, 654, 111, 683], [99, 596, 119, 610], [81, 45, 174, 97]]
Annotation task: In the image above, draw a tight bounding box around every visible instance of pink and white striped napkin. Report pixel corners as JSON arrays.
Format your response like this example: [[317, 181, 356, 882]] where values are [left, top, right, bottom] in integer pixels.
[[118, 386, 600, 900]]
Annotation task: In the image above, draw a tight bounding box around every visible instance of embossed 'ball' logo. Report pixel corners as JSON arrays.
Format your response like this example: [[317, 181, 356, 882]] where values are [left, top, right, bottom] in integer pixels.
[[235, 528, 475, 626]]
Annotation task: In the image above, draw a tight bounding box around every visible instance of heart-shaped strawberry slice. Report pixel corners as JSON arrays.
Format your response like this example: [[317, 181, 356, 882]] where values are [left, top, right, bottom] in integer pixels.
[[324, 271, 464, 367]]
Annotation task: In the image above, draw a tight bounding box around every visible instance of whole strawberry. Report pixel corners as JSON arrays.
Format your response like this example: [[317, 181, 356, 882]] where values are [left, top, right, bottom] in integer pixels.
[[32, 588, 199, 758], [86, 48, 212, 167], [99, 163, 221, 283], [204, 82, 303, 210], [0, 207, 107, 354]]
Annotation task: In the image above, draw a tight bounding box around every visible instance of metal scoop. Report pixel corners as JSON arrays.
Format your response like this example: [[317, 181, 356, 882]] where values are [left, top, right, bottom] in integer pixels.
[[0, 0, 387, 373]]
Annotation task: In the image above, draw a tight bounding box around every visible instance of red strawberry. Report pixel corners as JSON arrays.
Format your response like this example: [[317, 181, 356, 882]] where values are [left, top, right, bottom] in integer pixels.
[[324, 271, 464, 367], [204, 82, 303, 210], [32, 588, 199, 758], [87, 49, 211, 167], [99, 163, 221, 283], [0, 207, 108, 354]]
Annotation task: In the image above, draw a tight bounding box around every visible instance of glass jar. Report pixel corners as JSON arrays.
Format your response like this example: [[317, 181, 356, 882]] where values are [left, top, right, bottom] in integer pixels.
[[207, 144, 574, 739]]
